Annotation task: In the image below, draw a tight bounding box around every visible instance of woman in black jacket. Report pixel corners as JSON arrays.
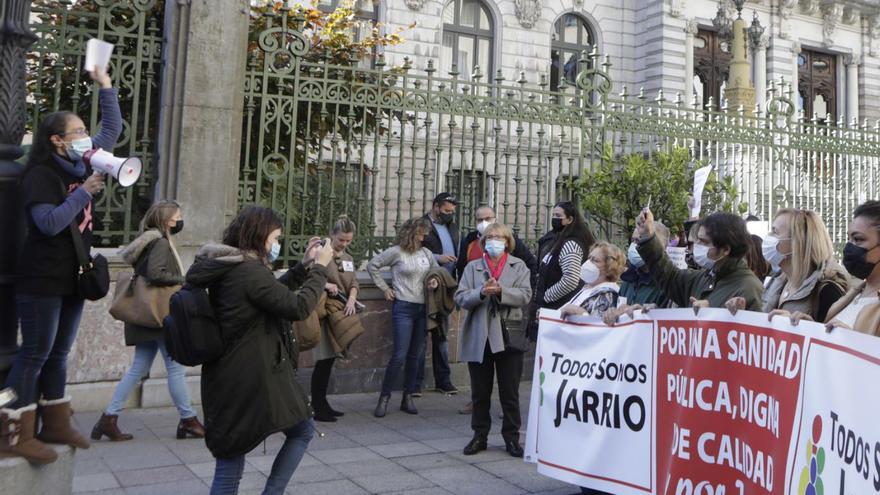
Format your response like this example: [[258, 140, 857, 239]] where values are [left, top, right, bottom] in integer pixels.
[[185, 206, 334, 495], [1, 67, 118, 464], [525, 201, 595, 339], [92, 200, 204, 441]]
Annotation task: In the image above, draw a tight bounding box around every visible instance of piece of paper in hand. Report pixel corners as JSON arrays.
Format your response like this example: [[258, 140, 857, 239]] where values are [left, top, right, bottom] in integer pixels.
[[85, 39, 114, 72], [666, 247, 688, 269], [690, 165, 712, 218]]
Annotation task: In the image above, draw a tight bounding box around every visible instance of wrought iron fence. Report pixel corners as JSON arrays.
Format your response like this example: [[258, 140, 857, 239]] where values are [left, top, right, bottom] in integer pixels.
[[241, 10, 878, 263], [27, 0, 163, 246]]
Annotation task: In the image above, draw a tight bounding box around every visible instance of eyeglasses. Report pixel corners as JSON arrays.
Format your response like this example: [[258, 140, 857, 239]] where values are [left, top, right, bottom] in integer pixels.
[[484, 235, 505, 241], [60, 128, 88, 137]]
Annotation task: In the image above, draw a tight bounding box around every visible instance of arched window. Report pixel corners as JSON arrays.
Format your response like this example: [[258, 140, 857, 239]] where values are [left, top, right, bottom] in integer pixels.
[[798, 49, 837, 124], [441, 0, 494, 79], [693, 29, 731, 109], [551, 13, 595, 92]]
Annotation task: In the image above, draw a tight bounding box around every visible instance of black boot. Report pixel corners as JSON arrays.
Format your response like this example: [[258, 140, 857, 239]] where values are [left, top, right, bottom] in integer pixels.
[[463, 435, 488, 455], [311, 358, 338, 422], [400, 394, 418, 415], [373, 395, 390, 418]]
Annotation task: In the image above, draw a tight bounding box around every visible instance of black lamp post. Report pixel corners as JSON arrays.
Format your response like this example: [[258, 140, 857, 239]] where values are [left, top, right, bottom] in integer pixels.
[[0, 1, 37, 380]]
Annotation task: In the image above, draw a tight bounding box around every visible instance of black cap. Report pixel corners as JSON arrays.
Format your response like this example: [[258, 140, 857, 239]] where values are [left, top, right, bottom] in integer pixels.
[[433, 192, 458, 206]]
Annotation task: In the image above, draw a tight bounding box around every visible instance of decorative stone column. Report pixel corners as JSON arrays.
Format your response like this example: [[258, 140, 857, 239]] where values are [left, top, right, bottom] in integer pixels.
[[0, 0, 37, 379], [156, 0, 250, 265], [684, 19, 698, 107], [846, 54, 860, 123], [724, 12, 756, 115], [751, 35, 769, 112]]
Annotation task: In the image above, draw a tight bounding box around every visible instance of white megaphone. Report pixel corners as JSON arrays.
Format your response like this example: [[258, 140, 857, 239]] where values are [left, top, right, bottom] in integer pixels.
[[82, 148, 142, 187]]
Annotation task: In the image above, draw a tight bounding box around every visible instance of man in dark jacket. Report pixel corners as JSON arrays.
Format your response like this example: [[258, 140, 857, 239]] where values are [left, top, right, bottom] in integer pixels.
[[455, 206, 538, 281], [417, 193, 460, 394]]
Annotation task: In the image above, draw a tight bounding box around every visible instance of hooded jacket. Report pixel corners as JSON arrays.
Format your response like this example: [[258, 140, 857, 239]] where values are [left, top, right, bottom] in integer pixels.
[[186, 243, 327, 459], [119, 229, 184, 345]]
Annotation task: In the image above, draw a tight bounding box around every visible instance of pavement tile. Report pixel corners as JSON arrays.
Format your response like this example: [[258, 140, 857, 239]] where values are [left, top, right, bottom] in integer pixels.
[[310, 446, 384, 465], [400, 427, 463, 441], [285, 479, 369, 495], [474, 459, 572, 492], [346, 429, 413, 446], [368, 441, 437, 458], [74, 456, 112, 475], [121, 478, 208, 495], [100, 443, 180, 472], [384, 488, 453, 495], [72, 472, 120, 493], [392, 453, 468, 471], [447, 446, 518, 465], [350, 471, 434, 493], [444, 479, 528, 495], [287, 464, 345, 484], [115, 465, 197, 487], [332, 458, 408, 478], [421, 436, 475, 453], [419, 464, 498, 484], [186, 460, 256, 479]]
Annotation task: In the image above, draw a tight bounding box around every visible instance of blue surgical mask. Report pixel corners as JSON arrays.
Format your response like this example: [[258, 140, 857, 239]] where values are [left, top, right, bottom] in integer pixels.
[[693, 243, 716, 270], [485, 239, 506, 258], [627, 243, 644, 268], [66, 136, 93, 161], [268, 242, 281, 262]]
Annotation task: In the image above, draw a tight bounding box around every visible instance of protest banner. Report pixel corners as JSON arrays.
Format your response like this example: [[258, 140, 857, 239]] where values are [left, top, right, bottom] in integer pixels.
[[525, 308, 880, 495]]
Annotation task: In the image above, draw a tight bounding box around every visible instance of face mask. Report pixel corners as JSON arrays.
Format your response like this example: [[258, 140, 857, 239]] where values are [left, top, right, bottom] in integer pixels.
[[170, 220, 184, 235], [476, 220, 491, 235], [268, 242, 281, 263], [843, 242, 879, 280], [761, 234, 788, 271], [580, 260, 600, 284], [65, 136, 93, 161], [438, 212, 454, 225], [693, 243, 716, 270], [485, 239, 506, 258], [551, 218, 564, 232], [627, 243, 644, 269]]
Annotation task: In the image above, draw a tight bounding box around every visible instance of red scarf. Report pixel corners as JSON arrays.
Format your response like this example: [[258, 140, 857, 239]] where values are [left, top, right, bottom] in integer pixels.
[[483, 252, 508, 280]]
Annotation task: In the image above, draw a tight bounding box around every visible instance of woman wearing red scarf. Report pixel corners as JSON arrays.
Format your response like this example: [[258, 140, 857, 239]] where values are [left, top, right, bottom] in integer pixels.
[[454, 223, 532, 458]]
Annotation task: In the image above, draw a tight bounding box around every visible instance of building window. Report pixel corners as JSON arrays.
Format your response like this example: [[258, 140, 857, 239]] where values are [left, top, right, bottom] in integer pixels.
[[693, 29, 731, 109], [550, 14, 595, 92], [798, 49, 837, 123], [441, 0, 494, 78]]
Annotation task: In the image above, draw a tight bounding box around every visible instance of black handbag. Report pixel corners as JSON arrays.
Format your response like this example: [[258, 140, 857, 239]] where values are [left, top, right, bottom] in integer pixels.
[[69, 221, 110, 301]]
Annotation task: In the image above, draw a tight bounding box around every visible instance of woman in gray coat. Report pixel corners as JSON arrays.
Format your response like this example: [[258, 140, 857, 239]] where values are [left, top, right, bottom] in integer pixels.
[[455, 223, 532, 458]]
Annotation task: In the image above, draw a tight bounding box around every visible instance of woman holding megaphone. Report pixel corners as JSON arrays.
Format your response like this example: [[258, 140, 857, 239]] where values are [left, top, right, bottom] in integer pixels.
[[1, 66, 121, 464]]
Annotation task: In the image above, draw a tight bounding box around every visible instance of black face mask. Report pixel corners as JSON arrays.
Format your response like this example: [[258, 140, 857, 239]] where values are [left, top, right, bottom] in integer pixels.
[[551, 218, 564, 232], [170, 220, 184, 235], [438, 212, 454, 225], [843, 242, 878, 280]]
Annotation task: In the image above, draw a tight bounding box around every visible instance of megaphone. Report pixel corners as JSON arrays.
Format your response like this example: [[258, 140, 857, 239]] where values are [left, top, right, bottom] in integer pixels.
[[82, 148, 142, 187]]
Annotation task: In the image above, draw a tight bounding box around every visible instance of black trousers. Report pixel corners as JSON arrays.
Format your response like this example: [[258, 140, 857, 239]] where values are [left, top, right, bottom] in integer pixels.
[[467, 343, 523, 442]]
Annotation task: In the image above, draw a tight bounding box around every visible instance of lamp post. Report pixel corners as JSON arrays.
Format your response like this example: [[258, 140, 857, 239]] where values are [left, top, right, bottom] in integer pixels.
[[0, 1, 37, 380]]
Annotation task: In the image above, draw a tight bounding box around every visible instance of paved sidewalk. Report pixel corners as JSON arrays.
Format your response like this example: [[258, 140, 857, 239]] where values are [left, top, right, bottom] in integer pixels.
[[71, 383, 579, 495]]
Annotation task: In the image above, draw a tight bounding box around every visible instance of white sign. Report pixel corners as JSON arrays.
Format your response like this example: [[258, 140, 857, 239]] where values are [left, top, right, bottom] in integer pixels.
[[85, 38, 114, 72], [691, 165, 712, 218], [666, 247, 688, 270]]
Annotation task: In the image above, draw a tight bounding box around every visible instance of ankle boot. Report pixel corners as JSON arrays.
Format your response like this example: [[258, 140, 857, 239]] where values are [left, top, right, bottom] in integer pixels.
[[37, 397, 90, 449], [177, 416, 205, 439], [90, 413, 133, 441], [312, 400, 338, 423], [373, 395, 390, 418], [0, 404, 58, 464], [400, 394, 418, 415], [325, 399, 344, 417]]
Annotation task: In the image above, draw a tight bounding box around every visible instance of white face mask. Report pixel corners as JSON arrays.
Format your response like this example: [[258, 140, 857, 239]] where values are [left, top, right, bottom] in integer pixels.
[[65, 136, 93, 161], [627, 243, 644, 268], [484, 239, 506, 258], [693, 243, 716, 270], [580, 260, 600, 285], [476, 220, 492, 235], [761, 234, 789, 271]]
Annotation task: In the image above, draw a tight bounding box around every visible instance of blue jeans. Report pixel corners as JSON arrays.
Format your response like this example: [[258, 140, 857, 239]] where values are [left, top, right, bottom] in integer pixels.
[[210, 419, 314, 495], [5, 293, 85, 407], [380, 300, 427, 397], [416, 329, 452, 389], [106, 340, 196, 419]]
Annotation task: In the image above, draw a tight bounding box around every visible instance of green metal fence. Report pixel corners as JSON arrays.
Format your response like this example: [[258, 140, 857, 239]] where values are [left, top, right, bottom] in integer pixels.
[[241, 10, 877, 263], [27, 0, 163, 247]]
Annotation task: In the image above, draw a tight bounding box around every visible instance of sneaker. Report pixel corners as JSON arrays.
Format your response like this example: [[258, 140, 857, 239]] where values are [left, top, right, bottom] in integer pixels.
[[436, 383, 458, 395]]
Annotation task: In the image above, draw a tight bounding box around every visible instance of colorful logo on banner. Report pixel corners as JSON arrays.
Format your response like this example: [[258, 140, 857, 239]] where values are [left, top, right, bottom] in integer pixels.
[[798, 415, 826, 495]]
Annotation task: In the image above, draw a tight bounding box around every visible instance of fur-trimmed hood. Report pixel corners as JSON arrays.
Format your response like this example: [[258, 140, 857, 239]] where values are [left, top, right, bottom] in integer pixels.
[[186, 243, 262, 288], [119, 229, 164, 265]]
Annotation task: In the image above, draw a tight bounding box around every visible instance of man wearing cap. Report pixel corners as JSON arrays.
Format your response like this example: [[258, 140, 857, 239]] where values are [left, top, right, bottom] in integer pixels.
[[416, 192, 460, 395]]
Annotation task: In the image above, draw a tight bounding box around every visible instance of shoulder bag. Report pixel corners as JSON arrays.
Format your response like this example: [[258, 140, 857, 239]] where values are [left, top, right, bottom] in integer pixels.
[[110, 241, 180, 328], [69, 221, 110, 301]]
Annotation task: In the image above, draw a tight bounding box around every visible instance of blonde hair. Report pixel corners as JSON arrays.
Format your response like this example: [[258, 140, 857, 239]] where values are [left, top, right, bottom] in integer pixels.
[[775, 209, 834, 288], [141, 200, 184, 273], [591, 241, 626, 282], [479, 223, 515, 253], [397, 217, 431, 253], [331, 214, 356, 236]]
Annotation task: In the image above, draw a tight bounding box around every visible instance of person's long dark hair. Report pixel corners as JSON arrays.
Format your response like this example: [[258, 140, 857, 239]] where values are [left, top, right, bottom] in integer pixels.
[[550, 201, 596, 255], [26, 111, 77, 168], [222, 205, 283, 260]]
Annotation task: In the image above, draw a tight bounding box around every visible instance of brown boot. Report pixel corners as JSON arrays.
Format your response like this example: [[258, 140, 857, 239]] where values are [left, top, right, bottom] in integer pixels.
[[90, 413, 133, 442], [177, 416, 205, 439], [37, 397, 90, 449], [0, 404, 58, 464]]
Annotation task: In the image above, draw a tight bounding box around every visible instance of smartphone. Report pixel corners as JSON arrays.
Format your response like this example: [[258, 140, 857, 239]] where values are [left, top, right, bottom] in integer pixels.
[[0, 388, 17, 409]]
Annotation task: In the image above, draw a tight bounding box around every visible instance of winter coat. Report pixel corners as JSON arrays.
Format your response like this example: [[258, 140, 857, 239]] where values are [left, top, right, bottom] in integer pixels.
[[761, 260, 849, 322], [323, 297, 364, 353], [185, 244, 327, 459], [619, 266, 668, 308], [825, 281, 880, 336], [425, 268, 458, 339], [565, 282, 621, 318], [636, 233, 764, 310], [456, 255, 532, 362], [119, 229, 184, 346]]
